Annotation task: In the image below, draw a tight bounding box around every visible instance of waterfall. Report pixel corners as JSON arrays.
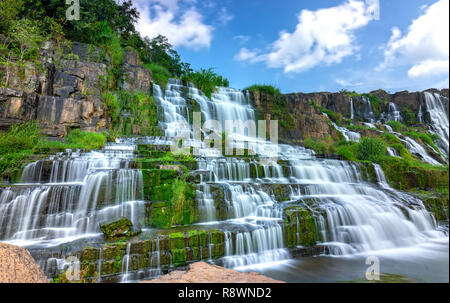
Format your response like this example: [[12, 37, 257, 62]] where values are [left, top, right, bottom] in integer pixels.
[[350, 98, 354, 120], [384, 124, 441, 165], [424, 92, 449, 158], [379, 102, 402, 123], [0, 143, 144, 247], [1, 78, 447, 280], [324, 113, 360, 142], [362, 96, 376, 123], [154, 81, 444, 264]]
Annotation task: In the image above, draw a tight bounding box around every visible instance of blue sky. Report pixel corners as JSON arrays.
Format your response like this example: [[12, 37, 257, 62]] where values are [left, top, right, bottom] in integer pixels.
[[133, 0, 449, 93]]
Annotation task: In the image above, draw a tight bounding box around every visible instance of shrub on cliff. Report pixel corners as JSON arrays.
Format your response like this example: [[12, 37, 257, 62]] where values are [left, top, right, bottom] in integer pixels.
[[356, 137, 387, 162], [244, 85, 281, 96], [183, 68, 230, 98], [144, 63, 171, 88]]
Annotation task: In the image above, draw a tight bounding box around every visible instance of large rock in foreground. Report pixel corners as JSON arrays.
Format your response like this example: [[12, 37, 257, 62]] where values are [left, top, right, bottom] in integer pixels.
[[0, 242, 48, 283], [143, 262, 284, 283]]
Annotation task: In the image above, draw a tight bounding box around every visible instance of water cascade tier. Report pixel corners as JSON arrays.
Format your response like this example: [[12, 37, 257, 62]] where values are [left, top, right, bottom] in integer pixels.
[[0, 79, 447, 282]]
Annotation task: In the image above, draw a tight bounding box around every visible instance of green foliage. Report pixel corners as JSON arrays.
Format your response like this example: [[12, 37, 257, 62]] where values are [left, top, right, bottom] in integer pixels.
[[0, 0, 24, 34], [303, 136, 337, 154], [377, 156, 448, 191], [402, 106, 418, 125], [103, 91, 160, 137], [0, 122, 40, 155], [66, 129, 107, 150], [336, 141, 359, 161], [386, 121, 407, 132], [356, 137, 387, 162], [144, 63, 171, 88], [9, 19, 44, 62], [103, 91, 120, 121], [244, 84, 282, 96], [392, 143, 411, 158], [183, 68, 230, 98], [0, 122, 107, 178]]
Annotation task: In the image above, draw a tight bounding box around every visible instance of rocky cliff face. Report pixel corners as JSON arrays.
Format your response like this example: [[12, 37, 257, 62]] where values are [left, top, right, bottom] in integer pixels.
[[251, 88, 449, 145], [252, 90, 341, 145], [0, 42, 152, 137]]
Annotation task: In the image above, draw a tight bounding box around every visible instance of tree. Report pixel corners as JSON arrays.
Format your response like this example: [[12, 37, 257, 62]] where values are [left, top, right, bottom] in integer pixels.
[[0, 19, 44, 86], [10, 19, 44, 62], [0, 0, 24, 35]]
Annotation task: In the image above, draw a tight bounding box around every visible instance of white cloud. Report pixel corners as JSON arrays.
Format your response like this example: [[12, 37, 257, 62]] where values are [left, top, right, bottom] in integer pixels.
[[218, 7, 234, 25], [235, 0, 378, 73], [134, 0, 213, 49], [377, 0, 449, 79]]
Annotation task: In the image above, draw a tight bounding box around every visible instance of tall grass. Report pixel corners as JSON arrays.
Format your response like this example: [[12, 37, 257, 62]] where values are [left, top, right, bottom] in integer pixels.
[[356, 137, 387, 162], [144, 62, 171, 88]]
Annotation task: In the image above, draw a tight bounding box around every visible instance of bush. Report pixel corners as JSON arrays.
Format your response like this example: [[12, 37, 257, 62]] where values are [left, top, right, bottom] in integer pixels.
[[144, 63, 171, 88], [244, 85, 281, 96], [103, 91, 120, 120], [336, 142, 358, 161], [183, 68, 229, 98], [356, 137, 387, 162]]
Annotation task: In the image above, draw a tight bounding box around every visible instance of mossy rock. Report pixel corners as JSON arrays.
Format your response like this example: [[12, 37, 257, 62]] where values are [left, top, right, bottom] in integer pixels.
[[99, 217, 141, 239], [169, 232, 186, 250], [171, 249, 187, 267]]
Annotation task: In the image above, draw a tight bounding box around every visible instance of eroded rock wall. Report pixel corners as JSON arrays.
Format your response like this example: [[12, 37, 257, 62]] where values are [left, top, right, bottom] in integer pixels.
[[0, 42, 152, 136]]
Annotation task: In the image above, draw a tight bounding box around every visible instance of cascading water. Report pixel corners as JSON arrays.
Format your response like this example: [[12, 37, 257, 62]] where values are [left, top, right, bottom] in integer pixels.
[[424, 92, 449, 159], [324, 113, 360, 142], [0, 144, 145, 247], [155, 80, 445, 267], [384, 125, 442, 165], [0, 78, 447, 282]]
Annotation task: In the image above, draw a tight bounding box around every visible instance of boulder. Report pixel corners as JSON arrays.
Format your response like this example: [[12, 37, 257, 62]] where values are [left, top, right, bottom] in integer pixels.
[[99, 217, 141, 239], [143, 262, 284, 283], [0, 242, 48, 283]]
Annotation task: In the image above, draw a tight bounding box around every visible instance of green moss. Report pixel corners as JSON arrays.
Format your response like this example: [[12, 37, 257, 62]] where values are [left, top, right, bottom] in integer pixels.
[[187, 230, 199, 247], [386, 121, 407, 133], [169, 232, 186, 250], [377, 156, 449, 191], [405, 131, 440, 153], [171, 249, 187, 267], [199, 230, 207, 247], [99, 217, 139, 239], [209, 229, 223, 245]]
